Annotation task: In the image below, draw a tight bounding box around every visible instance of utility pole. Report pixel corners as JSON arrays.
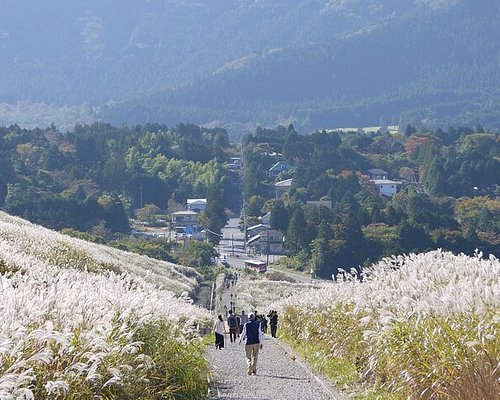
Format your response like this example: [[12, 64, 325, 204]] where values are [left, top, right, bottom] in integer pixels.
[[242, 190, 247, 255], [266, 235, 270, 267], [240, 143, 247, 255]]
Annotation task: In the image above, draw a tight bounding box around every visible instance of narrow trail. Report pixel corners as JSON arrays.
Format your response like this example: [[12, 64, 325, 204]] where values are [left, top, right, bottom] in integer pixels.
[[206, 273, 348, 400]]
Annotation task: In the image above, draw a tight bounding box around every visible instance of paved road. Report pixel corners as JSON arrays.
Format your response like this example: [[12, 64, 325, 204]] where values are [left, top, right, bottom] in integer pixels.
[[217, 218, 327, 284], [219, 218, 246, 258], [207, 337, 347, 400]]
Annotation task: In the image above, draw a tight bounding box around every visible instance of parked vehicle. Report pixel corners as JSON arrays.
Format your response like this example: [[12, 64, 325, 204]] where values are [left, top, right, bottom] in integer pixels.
[[244, 260, 267, 273]]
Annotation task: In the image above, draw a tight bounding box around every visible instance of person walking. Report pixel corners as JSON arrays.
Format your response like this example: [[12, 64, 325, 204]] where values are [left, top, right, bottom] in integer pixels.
[[227, 310, 238, 343], [213, 314, 226, 350], [268, 310, 278, 338], [238, 310, 248, 334], [260, 314, 268, 334], [239, 312, 264, 375]]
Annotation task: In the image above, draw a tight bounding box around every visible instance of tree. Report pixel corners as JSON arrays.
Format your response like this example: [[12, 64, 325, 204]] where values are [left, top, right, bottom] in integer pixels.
[[175, 241, 217, 269], [425, 156, 446, 195], [454, 196, 500, 234], [404, 124, 417, 136], [269, 200, 290, 232], [199, 187, 227, 244], [136, 204, 161, 225], [246, 195, 266, 217], [285, 207, 308, 254], [98, 194, 130, 233], [398, 220, 433, 253], [311, 222, 332, 278]]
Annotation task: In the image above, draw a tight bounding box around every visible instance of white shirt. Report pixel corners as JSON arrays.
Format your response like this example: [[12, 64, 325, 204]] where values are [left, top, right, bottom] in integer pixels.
[[214, 319, 225, 335]]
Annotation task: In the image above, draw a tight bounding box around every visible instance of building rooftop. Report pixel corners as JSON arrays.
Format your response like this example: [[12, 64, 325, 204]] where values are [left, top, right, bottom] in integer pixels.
[[172, 210, 198, 215], [367, 168, 388, 175], [275, 178, 293, 187], [372, 179, 402, 185], [187, 198, 207, 205]]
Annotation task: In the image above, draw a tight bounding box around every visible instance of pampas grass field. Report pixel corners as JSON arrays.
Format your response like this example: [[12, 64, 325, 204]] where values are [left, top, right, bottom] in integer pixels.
[[2, 209, 498, 399], [0, 212, 212, 399], [236, 250, 499, 399]]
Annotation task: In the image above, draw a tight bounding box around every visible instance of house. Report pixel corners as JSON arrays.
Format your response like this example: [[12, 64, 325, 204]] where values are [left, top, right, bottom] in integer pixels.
[[187, 198, 207, 213], [247, 229, 284, 255], [372, 179, 402, 197], [171, 210, 199, 229], [228, 157, 241, 170], [367, 169, 389, 180], [246, 224, 270, 238], [258, 212, 271, 226], [269, 160, 292, 179], [275, 178, 293, 198]]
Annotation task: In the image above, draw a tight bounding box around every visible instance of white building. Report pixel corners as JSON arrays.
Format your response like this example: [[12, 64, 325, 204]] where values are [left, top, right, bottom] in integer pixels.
[[187, 198, 207, 213], [246, 224, 270, 238], [372, 179, 402, 197], [258, 212, 271, 226], [247, 229, 284, 255], [275, 178, 293, 198]]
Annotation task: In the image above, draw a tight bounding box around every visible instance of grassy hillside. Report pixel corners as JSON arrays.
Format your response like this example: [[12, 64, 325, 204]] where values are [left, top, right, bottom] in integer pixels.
[[0, 211, 212, 398], [277, 251, 500, 398], [234, 251, 499, 398]]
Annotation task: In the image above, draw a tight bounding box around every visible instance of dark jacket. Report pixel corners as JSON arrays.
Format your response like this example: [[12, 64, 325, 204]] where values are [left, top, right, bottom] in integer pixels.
[[244, 320, 261, 345]]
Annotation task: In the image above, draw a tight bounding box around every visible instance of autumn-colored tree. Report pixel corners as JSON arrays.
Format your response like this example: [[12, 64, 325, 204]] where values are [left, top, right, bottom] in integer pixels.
[[404, 135, 434, 158], [136, 203, 161, 225]]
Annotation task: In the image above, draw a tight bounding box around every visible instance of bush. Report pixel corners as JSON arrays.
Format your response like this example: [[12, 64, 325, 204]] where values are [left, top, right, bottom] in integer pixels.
[[266, 271, 297, 282], [23, 322, 211, 400], [279, 307, 499, 399]]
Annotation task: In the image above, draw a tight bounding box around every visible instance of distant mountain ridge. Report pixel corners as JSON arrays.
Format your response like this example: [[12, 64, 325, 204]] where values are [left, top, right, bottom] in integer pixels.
[[0, 0, 499, 133]]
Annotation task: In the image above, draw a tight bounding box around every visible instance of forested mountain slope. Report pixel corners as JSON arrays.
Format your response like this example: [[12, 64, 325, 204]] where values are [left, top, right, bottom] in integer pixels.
[[0, 0, 410, 104], [1, 0, 499, 132], [102, 0, 500, 132]]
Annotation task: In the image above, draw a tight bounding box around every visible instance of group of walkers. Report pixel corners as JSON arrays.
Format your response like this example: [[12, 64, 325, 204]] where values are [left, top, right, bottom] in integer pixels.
[[213, 309, 279, 375]]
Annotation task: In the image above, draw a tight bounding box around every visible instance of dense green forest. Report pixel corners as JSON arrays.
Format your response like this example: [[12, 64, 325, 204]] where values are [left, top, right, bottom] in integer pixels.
[[242, 125, 500, 278], [0, 1, 422, 104], [1, 121, 498, 276], [0, 123, 230, 236]]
